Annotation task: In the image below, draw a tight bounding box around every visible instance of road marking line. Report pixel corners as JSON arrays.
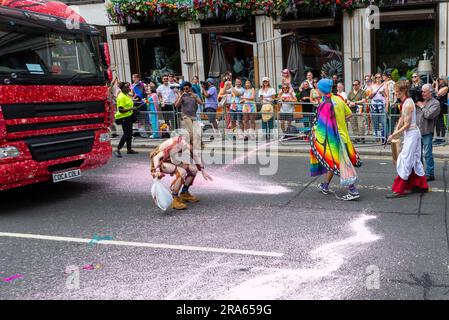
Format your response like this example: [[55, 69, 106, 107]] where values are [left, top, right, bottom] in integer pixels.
[[0, 232, 283, 258]]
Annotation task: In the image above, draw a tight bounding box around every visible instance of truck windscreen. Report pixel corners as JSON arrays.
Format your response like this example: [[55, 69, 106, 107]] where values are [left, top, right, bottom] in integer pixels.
[[0, 27, 105, 85]]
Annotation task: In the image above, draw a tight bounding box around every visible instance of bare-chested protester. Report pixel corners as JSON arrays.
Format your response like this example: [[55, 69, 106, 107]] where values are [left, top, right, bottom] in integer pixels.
[[150, 135, 213, 210]]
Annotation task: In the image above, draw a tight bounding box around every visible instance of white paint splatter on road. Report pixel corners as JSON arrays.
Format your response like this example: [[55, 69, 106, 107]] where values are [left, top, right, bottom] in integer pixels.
[[223, 214, 381, 300]]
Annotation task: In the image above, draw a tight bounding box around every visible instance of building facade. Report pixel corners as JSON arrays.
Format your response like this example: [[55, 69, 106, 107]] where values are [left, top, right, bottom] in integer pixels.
[[64, 0, 449, 91]]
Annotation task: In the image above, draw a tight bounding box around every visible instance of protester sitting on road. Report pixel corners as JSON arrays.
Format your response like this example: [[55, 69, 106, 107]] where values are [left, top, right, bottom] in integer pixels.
[[114, 82, 140, 158], [150, 135, 212, 210], [416, 84, 440, 182]]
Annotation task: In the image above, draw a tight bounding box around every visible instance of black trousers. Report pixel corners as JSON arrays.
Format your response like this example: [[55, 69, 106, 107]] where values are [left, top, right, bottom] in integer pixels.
[[161, 104, 179, 130], [436, 112, 446, 138], [117, 116, 133, 151]]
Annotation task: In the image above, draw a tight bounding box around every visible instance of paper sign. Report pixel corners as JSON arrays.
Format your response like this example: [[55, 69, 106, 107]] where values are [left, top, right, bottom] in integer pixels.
[[26, 64, 44, 75]]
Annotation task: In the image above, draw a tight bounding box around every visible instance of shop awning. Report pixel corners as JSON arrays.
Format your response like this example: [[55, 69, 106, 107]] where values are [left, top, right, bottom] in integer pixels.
[[190, 24, 245, 34], [111, 28, 169, 40], [380, 9, 435, 22], [273, 18, 334, 30]]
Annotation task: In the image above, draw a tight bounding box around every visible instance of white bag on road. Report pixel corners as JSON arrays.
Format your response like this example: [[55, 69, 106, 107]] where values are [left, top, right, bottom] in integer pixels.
[[151, 179, 173, 211]]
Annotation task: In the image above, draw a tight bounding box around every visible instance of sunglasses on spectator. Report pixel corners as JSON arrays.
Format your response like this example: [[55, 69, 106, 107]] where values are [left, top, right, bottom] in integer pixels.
[[353, 83, 359, 86], [412, 75, 418, 78]]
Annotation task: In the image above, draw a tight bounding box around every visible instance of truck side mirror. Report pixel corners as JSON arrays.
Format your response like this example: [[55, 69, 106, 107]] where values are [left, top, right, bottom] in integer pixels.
[[99, 42, 112, 82]]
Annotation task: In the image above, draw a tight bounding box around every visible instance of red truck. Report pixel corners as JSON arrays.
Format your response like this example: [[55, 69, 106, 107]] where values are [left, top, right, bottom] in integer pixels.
[[0, 0, 113, 191]]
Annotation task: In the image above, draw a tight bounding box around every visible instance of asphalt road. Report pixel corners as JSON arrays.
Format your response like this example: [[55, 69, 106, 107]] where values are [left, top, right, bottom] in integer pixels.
[[1, 150, 449, 300]]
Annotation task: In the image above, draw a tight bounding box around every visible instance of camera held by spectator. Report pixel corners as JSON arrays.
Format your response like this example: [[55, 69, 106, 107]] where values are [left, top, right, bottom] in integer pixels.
[[200, 81, 210, 90]]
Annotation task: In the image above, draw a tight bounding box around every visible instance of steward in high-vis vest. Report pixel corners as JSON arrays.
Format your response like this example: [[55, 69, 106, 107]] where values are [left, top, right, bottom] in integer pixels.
[[114, 82, 140, 158]]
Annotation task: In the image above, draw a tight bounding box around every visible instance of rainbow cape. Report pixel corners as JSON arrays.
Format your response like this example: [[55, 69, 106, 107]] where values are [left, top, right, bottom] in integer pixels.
[[310, 96, 361, 177]]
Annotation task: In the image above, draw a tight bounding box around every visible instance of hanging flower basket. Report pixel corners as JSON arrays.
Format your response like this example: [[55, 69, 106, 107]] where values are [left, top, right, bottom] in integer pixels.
[[106, 0, 396, 25]]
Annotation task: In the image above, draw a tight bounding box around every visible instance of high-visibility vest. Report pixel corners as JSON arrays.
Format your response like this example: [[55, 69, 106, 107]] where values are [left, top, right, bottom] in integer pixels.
[[115, 92, 134, 120]]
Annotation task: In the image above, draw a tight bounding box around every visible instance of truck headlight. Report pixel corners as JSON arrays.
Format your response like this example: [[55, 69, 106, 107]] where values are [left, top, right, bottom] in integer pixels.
[[99, 133, 110, 143], [0, 146, 20, 159]]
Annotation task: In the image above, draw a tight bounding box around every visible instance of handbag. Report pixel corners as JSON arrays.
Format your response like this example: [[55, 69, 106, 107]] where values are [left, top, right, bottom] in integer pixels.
[[261, 104, 274, 122], [218, 95, 227, 108], [391, 138, 401, 163]]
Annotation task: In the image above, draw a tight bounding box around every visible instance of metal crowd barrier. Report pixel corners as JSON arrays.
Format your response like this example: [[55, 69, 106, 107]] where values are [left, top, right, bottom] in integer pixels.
[[110, 101, 449, 146]]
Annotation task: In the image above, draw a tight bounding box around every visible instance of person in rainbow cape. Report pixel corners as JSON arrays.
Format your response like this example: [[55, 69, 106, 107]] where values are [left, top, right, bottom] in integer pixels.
[[310, 79, 362, 201]]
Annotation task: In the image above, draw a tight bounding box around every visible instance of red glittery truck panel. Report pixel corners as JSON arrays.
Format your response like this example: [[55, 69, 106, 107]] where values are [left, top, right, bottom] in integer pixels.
[[0, 85, 112, 191], [1, 0, 87, 23]]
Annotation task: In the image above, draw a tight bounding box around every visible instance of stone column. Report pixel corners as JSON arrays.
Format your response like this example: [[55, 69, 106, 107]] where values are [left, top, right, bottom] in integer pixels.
[[178, 21, 205, 81], [343, 9, 372, 90], [438, 2, 449, 77], [255, 15, 283, 89], [106, 25, 131, 82]]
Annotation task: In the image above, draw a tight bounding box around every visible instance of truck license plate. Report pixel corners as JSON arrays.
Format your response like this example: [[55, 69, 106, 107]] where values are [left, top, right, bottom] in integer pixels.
[[52, 169, 81, 183]]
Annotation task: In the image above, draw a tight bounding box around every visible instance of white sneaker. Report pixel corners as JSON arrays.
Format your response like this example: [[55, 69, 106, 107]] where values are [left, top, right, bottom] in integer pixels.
[[340, 191, 360, 201]]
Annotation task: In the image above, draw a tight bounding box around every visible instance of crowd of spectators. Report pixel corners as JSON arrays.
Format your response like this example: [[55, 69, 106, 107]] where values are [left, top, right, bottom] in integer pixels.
[[108, 69, 449, 147]]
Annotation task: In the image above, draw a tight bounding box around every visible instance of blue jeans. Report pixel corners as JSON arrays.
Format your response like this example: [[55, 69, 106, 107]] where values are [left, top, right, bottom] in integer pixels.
[[370, 100, 386, 140], [422, 133, 434, 177]]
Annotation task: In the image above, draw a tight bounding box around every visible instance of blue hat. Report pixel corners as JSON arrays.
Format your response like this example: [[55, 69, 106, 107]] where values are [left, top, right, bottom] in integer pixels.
[[317, 79, 333, 95], [206, 78, 215, 84]]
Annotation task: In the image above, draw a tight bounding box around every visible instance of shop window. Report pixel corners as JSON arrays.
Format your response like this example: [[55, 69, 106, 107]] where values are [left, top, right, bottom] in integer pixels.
[[203, 29, 256, 83], [374, 20, 435, 78], [282, 26, 343, 83], [129, 33, 181, 84]]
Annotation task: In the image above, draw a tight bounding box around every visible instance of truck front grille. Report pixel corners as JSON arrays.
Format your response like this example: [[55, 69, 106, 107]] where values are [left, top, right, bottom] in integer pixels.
[[1, 101, 105, 119], [1, 101, 106, 138], [26, 131, 95, 162]]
